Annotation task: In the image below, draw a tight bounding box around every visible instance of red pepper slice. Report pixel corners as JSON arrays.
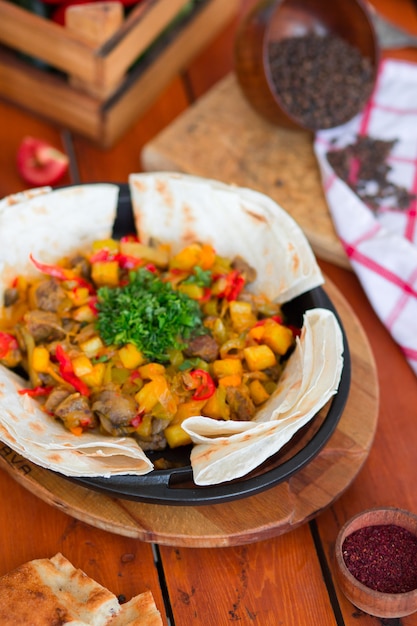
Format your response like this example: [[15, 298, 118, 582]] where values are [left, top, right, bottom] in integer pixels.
[[30, 254, 95, 294], [18, 386, 53, 397], [30, 254, 74, 281], [89, 249, 116, 263], [190, 369, 216, 401], [199, 287, 212, 302], [288, 324, 302, 337], [117, 254, 143, 270], [253, 315, 284, 328], [87, 296, 99, 316], [55, 344, 90, 396], [130, 412, 144, 428], [217, 270, 245, 301], [0, 332, 18, 359], [120, 234, 140, 243]]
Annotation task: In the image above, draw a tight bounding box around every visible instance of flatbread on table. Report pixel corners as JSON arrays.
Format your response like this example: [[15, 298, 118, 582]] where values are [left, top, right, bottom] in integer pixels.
[[0, 553, 162, 626], [0, 174, 345, 485]]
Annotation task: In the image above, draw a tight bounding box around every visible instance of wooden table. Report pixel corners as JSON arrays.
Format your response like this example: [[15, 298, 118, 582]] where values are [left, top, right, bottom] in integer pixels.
[[1, 1, 417, 624]]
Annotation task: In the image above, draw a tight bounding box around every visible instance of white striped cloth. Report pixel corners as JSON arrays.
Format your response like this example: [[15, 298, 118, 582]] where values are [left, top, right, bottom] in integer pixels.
[[314, 58, 417, 374]]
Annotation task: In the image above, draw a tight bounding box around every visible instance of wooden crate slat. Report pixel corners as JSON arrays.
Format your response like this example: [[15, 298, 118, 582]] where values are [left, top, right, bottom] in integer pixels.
[[0, 0, 192, 88], [100, 0, 193, 87], [0, 49, 101, 138], [0, 1, 98, 81], [0, 0, 238, 146], [103, 0, 239, 146]]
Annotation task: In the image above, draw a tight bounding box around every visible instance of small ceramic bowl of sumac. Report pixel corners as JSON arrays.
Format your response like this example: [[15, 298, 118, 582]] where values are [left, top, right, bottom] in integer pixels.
[[334, 507, 417, 618], [234, 0, 379, 132]]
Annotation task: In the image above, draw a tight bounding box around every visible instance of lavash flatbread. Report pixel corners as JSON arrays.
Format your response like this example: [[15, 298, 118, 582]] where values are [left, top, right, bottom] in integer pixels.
[[129, 172, 324, 303], [0, 553, 162, 626], [0, 184, 120, 305], [0, 174, 344, 485], [0, 184, 153, 478]]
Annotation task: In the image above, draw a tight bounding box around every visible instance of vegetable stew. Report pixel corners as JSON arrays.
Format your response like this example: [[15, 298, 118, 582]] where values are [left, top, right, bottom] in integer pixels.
[[0, 238, 298, 451]]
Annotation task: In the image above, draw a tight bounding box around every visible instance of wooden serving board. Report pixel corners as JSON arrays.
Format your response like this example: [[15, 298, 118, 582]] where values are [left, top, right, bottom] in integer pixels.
[[141, 73, 349, 269], [0, 277, 379, 547]]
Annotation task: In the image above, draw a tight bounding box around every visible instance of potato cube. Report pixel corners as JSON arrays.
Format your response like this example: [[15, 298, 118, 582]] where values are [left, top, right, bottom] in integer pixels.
[[212, 358, 243, 378], [229, 301, 257, 332], [243, 345, 277, 371], [91, 261, 119, 287], [80, 362, 106, 388], [32, 345, 50, 373], [263, 321, 294, 355], [80, 335, 104, 359], [249, 379, 270, 405], [118, 343, 146, 369], [164, 424, 192, 448]]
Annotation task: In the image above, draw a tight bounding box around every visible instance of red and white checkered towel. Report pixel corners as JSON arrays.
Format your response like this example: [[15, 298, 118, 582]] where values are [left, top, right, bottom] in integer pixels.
[[314, 58, 417, 375]]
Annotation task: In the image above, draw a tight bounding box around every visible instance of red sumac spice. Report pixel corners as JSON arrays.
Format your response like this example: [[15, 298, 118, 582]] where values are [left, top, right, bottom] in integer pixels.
[[342, 524, 417, 594]]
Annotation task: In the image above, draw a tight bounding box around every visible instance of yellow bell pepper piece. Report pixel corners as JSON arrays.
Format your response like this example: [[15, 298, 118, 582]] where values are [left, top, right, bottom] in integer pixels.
[[249, 379, 270, 405], [134, 415, 153, 438], [138, 363, 165, 380], [135, 375, 170, 413], [229, 300, 257, 333], [70, 426, 83, 436], [91, 261, 119, 287], [169, 243, 203, 271], [199, 244, 216, 270], [80, 362, 106, 388], [119, 242, 170, 268], [178, 283, 204, 300], [202, 386, 230, 420], [243, 345, 277, 371], [92, 238, 119, 253], [262, 320, 294, 355], [32, 345, 50, 373], [118, 343, 146, 369], [72, 354, 93, 377], [68, 286, 90, 306], [248, 325, 265, 342], [164, 423, 192, 448], [218, 374, 242, 388], [212, 358, 243, 378], [171, 400, 206, 425]]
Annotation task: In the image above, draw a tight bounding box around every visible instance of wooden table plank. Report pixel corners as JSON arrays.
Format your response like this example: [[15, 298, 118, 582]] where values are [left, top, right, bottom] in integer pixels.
[[0, 466, 169, 624], [317, 261, 417, 626], [160, 525, 338, 626]]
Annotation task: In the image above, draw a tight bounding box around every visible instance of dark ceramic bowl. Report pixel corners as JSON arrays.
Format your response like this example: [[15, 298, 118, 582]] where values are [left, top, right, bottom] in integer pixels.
[[335, 507, 417, 618], [234, 0, 380, 132]]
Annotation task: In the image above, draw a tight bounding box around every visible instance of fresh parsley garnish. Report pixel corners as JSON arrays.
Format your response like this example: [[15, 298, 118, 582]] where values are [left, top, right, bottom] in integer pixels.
[[182, 266, 212, 287], [96, 268, 204, 362]]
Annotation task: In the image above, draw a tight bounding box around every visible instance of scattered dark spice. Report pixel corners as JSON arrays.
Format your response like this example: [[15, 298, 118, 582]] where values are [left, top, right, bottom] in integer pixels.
[[267, 34, 374, 130], [342, 524, 417, 594], [327, 135, 416, 212]]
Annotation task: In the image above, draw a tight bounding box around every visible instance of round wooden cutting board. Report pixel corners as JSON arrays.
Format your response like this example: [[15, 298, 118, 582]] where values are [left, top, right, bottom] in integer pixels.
[[0, 277, 378, 547]]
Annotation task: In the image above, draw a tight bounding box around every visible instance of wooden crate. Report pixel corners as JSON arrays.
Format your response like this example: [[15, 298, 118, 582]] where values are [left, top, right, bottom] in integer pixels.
[[0, 0, 239, 146]]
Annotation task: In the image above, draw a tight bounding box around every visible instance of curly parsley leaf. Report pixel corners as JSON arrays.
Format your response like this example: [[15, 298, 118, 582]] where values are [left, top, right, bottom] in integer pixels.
[[96, 268, 205, 362], [182, 266, 212, 287]]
